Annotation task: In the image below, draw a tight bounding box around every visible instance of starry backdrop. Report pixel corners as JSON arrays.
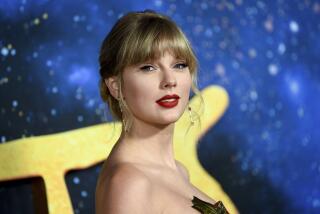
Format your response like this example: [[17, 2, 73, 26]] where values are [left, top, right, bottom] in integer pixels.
[[0, 0, 319, 213]]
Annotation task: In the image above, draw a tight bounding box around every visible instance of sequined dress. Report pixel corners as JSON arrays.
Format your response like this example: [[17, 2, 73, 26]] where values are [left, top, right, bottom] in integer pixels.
[[191, 196, 229, 214]]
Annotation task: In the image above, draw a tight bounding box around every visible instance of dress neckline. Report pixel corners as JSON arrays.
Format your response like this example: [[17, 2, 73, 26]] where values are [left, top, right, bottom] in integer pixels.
[[191, 196, 229, 214]]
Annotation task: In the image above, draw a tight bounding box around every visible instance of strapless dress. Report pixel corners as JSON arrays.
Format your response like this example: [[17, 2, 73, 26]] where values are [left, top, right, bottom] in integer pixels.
[[191, 196, 229, 214]]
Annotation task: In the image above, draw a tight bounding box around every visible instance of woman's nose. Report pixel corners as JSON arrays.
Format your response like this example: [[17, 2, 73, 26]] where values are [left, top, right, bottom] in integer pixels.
[[161, 69, 177, 88], [163, 80, 177, 88]]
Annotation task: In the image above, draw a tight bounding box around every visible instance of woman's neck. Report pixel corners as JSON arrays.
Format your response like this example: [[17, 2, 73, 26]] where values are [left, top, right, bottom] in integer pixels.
[[119, 121, 177, 169]]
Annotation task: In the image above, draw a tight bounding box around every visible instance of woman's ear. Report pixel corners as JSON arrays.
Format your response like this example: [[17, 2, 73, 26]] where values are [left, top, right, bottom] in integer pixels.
[[104, 76, 120, 100]]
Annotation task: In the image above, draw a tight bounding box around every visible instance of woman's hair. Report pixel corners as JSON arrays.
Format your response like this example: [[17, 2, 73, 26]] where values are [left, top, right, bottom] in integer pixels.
[[98, 10, 203, 129]]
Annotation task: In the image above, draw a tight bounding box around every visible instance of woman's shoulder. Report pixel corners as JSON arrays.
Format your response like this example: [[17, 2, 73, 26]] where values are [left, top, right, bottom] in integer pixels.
[[96, 162, 153, 213], [109, 162, 151, 186], [108, 162, 152, 199], [99, 161, 152, 194]]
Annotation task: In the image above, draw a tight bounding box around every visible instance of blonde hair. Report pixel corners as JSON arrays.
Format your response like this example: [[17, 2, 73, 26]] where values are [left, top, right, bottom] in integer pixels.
[[99, 10, 203, 131]]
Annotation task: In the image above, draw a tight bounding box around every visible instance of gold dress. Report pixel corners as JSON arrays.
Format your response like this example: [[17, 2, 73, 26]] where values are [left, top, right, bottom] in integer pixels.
[[191, 196, 229, 214]]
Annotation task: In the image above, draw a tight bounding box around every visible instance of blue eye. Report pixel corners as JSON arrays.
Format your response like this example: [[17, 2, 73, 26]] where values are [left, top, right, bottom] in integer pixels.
[[174, 63, 188, 69], [140, 65, 156, 72]]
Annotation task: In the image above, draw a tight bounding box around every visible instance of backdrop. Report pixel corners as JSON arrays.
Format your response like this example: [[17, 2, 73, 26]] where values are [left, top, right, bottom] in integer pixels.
[[1, 0, 319, 213]]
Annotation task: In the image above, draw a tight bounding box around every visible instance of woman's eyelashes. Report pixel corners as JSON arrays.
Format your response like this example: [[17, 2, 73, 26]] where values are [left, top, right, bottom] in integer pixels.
[[139, 65, 155, 72], [174, 62, 188, 70], [139, 62, 188, 72]]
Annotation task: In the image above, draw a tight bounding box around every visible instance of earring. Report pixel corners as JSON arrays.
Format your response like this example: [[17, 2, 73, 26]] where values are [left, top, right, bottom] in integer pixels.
[[188, 106, 195, 126], [118, 99, 129, 132], [122, 117, 128, 133]]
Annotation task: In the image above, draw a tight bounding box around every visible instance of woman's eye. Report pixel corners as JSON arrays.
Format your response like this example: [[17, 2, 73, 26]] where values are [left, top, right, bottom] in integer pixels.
[[174, 63, 188, 69], [140, 65, 155, 72]]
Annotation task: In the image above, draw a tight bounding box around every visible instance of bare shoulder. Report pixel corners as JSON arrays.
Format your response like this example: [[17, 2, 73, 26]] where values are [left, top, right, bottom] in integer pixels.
[[175, 160, 190, 181], [96, 163, 153, 214], [109, 162, 150, 182]]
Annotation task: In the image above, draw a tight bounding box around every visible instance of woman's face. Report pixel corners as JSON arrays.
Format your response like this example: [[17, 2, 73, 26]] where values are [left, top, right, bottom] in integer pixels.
[[121, 51, 192, 127]]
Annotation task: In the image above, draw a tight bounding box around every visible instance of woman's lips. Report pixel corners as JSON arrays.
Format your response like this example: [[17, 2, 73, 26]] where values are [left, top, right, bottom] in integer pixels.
[[156, 99, 179, 108], [156, 97, 180, 108]]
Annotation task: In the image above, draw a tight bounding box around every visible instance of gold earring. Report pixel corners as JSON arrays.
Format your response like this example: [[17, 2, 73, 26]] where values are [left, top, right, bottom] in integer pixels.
[[188, 106, 195, 126], [122, 117, 128, 132], [118, 99, 129, 132]]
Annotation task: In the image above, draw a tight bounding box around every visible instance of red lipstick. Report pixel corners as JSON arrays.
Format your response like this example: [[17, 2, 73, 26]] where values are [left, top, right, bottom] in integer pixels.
[[156, 94, 180, 108]]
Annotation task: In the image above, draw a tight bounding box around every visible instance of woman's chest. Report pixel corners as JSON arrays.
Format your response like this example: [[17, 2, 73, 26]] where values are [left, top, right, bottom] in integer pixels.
[[148, 175, 205, 214], [151, 185, 200, 214]]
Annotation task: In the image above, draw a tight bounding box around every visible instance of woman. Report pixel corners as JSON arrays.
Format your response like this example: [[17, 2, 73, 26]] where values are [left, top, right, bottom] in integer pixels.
[[95, 10, 229, 214]]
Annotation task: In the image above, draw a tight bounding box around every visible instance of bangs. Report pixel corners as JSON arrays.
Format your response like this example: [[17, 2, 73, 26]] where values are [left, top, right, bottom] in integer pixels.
[[117, 17, 197, 72]]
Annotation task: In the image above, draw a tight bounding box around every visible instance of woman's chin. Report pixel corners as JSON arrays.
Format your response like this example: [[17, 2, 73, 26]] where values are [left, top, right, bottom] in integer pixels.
[[158, 114, 182, 125]]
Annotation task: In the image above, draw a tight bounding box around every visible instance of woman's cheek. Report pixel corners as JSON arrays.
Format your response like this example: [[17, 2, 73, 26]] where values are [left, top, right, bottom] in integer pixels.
[[123, 77, 144, 96], [125, 82, 154, 108], [181, 78, 192, 106]]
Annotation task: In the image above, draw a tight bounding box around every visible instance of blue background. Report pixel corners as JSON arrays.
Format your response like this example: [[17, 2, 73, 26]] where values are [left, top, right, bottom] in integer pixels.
[[1, 0, 319, 213]]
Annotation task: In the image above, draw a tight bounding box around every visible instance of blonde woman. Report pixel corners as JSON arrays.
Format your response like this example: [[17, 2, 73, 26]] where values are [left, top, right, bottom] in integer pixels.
[[95, 10, 229, 214]]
